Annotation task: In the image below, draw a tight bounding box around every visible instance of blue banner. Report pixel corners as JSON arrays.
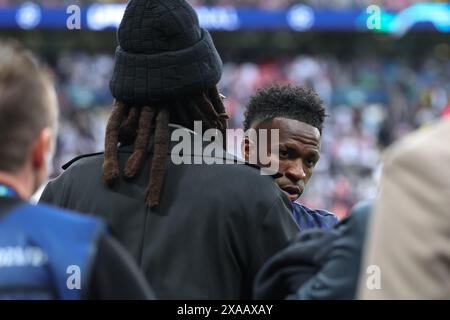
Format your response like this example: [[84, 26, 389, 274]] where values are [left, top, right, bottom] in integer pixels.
[[0, 3, 448, 34]]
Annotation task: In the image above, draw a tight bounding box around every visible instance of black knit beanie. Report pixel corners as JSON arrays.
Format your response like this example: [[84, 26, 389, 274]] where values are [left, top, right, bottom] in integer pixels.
[[109, 0, 223, 106]]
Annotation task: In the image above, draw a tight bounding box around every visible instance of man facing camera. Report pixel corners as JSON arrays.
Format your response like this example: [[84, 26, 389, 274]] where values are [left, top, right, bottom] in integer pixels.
[[242, 85, 338, 231]]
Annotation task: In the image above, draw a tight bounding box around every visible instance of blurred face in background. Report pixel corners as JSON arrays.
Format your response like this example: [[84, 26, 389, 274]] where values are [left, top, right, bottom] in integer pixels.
[[243, 117, 321, 201]]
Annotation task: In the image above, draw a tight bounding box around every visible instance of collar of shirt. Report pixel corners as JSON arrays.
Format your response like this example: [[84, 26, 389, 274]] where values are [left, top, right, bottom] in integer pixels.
[[292, 202, 338, 232]]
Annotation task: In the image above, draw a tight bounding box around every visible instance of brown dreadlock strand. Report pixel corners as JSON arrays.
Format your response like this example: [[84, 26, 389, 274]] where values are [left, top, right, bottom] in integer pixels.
[[184, 99, 215, 131], [208, 86, 229, 131], [123, 106, 157, 179], [102, 99, 127, 186], [194, 93, 222, 128], [170, 86, 228, 134], [146, 108, 170, 207], [119, 106, 141, 146], [194, 89, 229, 147]]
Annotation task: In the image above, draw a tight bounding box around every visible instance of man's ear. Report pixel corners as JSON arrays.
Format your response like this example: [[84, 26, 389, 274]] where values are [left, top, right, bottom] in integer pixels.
[[31, 127, 53, 169]]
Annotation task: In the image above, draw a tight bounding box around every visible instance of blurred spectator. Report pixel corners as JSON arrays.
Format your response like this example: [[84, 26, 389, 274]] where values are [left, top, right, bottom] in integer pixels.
[[359, 120, 450, 299]]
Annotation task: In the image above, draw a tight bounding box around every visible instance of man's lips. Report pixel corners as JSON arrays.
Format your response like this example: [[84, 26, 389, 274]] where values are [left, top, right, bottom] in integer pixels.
[[280, 185, 303, 200]]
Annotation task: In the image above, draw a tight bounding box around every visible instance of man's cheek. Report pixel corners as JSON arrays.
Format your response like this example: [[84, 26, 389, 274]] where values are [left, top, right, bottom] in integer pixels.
[[277, 159, 290, 173], [275, 176, 284, 187], [304, 172, 313, 185]]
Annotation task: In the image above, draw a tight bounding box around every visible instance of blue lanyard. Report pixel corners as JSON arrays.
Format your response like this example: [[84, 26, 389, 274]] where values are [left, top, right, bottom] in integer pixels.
[[0, 184, 18, 198]]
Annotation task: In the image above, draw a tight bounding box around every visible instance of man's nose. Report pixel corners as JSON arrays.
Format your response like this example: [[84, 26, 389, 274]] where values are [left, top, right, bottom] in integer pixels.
[[284, 161, 306, 183]]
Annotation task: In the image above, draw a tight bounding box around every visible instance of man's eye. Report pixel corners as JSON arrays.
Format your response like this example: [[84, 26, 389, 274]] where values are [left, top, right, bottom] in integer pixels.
[[306, 158, 316, 167], [279, 149, 289, 158]]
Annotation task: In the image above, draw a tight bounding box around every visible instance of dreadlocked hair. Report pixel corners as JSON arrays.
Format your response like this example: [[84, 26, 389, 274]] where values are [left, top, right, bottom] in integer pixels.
[[102, 86, 229, 208], [102, 100, 127, 187]]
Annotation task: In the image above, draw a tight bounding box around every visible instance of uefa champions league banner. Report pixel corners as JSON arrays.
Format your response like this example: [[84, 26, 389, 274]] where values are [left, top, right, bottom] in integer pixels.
[[0, 2, 449, 34]]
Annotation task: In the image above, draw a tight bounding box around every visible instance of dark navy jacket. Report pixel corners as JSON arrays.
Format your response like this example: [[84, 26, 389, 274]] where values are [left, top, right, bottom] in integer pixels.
[[292, 202, 338, 232], [254, 201, 372, 300]]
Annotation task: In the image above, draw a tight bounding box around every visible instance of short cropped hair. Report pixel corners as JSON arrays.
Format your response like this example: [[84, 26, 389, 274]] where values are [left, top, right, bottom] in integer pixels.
[[0, 39, 57, 172], [243, 84, 326, 134]]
